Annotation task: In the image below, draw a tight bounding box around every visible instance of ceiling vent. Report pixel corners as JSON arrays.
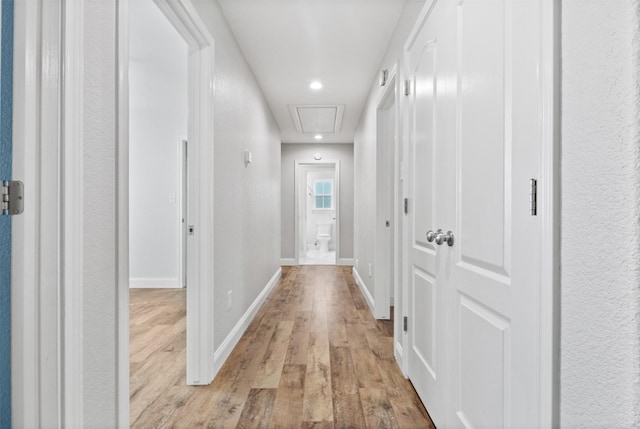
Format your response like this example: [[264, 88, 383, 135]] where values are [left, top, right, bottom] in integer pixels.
[[288, 105, 345, 134]]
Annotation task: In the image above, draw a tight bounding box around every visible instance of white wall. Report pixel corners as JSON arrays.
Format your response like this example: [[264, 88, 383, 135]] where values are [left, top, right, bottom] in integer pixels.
[[561, 1, 640, 426], [82, 1, 120, 425], [191, 0, 281, 352], [352, 0, 426, 301], [281, 144, 354, 262], [129, 0, 188, 287]]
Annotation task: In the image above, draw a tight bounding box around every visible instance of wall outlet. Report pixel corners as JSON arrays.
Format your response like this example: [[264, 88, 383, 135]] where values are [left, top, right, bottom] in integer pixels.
[[368, 263, 373, 277], [227, 290, 232, 311], [356, 258, 359, 268]]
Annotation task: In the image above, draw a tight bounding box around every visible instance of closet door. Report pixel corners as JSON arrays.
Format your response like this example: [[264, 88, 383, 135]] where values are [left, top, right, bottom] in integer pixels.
[[445, 0, 542, 427], [404, 1, 457, 426]]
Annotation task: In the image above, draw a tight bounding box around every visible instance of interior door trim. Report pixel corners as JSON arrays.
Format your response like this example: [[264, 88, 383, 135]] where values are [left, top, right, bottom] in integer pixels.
[[293, 159, 341, 266]]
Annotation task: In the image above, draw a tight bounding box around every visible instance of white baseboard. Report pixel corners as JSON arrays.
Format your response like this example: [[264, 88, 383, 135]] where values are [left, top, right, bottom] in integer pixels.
[[338, 258, 354, 266], [394, 342, 407, 377], [352, 267, 375, 315], [129, 277, 181, 288], [212, 267, 283, 377], [280, 258, 296, 266], [394, 341, 403, 361]]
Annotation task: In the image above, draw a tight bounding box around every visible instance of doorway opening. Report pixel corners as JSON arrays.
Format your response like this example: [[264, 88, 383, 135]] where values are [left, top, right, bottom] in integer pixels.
[[374, 70, 399, 321], [295, 161, 341, 265], [128, 1, 189, 421], [129, 1, 187, 291], [122, 0, 216, 394]]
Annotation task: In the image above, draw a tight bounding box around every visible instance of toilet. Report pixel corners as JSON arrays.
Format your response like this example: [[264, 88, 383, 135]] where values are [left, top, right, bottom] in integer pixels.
[[316, 223, 332, 253]]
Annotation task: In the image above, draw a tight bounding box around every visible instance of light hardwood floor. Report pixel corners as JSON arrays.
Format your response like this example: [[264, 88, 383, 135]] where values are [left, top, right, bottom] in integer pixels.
[[130, 266, 434, 428]]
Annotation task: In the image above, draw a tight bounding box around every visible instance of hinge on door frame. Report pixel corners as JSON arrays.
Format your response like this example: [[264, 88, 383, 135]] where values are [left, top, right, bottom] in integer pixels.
[[404, 198, 409, 214], [2, 181, 24, 216], [403, 316, 408, 332], [530, 179, 537, 216], [404, 79, 411, 96]]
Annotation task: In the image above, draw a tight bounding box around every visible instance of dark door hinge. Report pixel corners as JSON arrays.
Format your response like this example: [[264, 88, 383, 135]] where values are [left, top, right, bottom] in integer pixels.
[[530, 179, 537, 216]]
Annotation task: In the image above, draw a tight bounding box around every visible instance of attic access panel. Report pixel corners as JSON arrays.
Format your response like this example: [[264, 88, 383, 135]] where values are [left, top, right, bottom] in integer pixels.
[[288, 104, 345, 134]]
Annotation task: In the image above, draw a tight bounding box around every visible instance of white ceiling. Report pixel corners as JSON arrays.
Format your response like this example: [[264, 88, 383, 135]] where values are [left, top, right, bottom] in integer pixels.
[[218, 0, 407, 144]]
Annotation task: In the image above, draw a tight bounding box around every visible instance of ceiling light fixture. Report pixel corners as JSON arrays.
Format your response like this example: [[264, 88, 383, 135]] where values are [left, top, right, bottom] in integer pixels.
[[314, 134, 323, 140], [310, 81, 323, 90]]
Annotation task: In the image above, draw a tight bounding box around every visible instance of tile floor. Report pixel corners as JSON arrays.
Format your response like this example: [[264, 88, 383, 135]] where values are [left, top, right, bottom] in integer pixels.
[[299, 249, 336, 265]]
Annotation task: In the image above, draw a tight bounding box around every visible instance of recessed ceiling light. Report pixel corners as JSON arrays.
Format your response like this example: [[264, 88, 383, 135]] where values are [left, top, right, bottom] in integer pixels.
[[310, 81, 323, 90], [314, 134, 323, 140]]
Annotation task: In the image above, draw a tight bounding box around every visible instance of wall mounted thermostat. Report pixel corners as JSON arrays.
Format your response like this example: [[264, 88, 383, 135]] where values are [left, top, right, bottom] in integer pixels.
[[314, 153, 322, 160]]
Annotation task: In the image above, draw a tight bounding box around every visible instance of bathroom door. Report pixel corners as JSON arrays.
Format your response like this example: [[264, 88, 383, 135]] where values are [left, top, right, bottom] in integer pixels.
[[0, 0, 13, 424]]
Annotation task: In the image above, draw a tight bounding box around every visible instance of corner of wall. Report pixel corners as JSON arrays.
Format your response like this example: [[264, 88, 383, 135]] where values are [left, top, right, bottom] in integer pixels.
[[352, 0, 427, 316], [212, 268, 282, 378], [352, 267, 375, 316]]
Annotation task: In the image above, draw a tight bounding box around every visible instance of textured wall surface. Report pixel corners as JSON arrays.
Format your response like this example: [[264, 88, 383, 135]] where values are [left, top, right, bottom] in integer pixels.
[[281, 143, 354, 260], [561, 0, 640, 426], [192, 0, 281, 352], [82, 0, 120, 426], [353, 0, 426, 300], [129, 0, 187, 284], [0, 0, 12, 426]]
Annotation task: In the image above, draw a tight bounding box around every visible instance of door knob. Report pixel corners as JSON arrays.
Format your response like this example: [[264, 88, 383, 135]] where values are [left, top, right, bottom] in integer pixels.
[[426, 229, 441, 243], [435, 230, 454, 246]]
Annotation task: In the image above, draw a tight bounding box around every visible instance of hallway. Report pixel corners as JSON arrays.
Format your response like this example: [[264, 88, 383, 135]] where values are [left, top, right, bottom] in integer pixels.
[[130, 266, 433, 428]]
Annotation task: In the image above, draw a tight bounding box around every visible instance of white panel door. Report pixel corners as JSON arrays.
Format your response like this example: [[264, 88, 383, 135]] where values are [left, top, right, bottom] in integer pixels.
[[403, 0, 545, 426], [405, 1, 456, 426], [445, 0, 542, 427]]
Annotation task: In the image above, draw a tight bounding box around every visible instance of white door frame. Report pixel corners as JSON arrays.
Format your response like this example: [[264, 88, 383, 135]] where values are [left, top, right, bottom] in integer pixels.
[[374, 66, 399, 320], [128, 0, 216, 385], [538, 0, 560, 423], [12, 0, 86, 425], [294, 160, 341, 265], [178, 137, 188, 288]]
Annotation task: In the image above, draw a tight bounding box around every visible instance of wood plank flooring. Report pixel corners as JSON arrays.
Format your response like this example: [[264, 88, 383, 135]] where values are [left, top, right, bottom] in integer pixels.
[[130, 266, 434, 428]]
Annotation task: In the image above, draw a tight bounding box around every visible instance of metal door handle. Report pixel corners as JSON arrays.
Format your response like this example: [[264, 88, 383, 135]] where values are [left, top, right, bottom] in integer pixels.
[[426, 229, 441, 243], [435, 230, 454, 246]]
